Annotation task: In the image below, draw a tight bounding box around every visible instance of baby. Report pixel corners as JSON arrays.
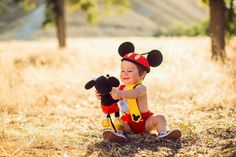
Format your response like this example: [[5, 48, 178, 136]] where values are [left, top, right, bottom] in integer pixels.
[[98, 42, 181, 143]]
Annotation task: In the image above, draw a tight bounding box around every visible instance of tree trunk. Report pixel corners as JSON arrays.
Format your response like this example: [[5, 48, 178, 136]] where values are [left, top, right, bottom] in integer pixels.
[[54, 0, 66, 48], [209, 0, 226, 62]]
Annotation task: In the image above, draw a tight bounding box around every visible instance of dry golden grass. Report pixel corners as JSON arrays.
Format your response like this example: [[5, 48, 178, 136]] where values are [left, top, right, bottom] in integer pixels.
[[0, 37, 235, 157]]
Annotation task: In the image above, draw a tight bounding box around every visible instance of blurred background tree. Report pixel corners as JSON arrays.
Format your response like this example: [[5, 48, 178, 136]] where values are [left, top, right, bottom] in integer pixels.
[[154, 0, 235, 62], [202, 0, 236, 62]]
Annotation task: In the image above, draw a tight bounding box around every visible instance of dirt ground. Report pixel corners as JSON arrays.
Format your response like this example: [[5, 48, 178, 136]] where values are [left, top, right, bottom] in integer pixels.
[[0, 37, 235, 157]]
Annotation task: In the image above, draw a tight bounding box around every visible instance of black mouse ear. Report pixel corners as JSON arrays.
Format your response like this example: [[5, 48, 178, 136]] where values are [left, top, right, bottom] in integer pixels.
[[85, 80, 95, 89], [118, 42, 135, 57], [107, 76, 120, 87], [147, 50, 163, 67]]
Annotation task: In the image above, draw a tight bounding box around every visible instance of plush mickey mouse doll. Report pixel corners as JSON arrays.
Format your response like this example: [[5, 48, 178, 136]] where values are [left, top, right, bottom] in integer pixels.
[[85, 75, 124, 131]]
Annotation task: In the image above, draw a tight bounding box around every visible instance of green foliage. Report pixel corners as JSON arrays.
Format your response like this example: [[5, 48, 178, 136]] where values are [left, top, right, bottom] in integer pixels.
[[66, 0, 130, 25], [14, 0, 37, 12], [154, 20, 209, 37], [158, 0, 235, 37], [224, 0, 236, 39], [67, 0, 99, 25], [201, 0, 209, 4], [15, 0, 130, 27], [42, 0, 55, 27], [103, 0, 131, 13], [201, 0, 236, 38]]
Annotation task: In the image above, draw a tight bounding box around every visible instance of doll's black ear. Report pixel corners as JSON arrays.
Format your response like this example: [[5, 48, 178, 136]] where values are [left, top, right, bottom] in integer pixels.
[[85, 80, 95, 89], [147, 50, 163, 67], [107, 77, 120, 87], [118, 42, 135, 57]]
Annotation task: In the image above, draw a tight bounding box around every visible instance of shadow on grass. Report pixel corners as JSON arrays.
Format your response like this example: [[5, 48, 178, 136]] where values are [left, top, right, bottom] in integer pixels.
[[83, 133, 182, 157]]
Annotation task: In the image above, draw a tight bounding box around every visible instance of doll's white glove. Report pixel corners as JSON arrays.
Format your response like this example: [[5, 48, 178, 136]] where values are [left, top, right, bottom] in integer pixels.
[[117, 100, 129, 113]]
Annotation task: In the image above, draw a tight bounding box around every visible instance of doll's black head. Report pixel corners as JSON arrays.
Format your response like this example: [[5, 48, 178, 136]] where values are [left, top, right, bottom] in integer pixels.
[[85, 75, 120, 95]]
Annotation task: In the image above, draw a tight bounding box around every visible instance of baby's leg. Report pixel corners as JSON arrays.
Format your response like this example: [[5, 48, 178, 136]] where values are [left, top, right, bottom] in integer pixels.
[[145, 115, 167, 133], [122, 123, 132, 133]]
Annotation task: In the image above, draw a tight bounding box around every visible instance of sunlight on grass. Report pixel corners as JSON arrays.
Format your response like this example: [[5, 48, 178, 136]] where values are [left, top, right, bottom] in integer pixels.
[[0, 37, 235, 156]]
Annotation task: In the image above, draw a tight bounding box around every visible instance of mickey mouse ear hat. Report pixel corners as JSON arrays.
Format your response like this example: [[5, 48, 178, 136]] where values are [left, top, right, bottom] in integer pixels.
[[118, 42, 163, 73]]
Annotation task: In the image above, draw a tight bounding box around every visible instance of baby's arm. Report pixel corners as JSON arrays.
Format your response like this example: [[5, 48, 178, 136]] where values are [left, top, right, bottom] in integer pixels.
[[95, 90, 101, 100], [111, 84, 146, 100]]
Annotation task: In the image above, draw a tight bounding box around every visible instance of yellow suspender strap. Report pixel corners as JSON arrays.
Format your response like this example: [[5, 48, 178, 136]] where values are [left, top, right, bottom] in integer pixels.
[[125, 80, 142, 123]]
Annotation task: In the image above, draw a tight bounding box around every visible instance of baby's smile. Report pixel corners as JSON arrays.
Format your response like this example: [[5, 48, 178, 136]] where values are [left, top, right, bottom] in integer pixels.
[[123, 77, 130, 80]]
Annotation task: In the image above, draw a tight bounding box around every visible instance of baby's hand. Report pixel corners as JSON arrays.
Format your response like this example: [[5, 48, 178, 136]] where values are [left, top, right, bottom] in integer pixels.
[[110, 88, 121, 100], [95, 90, 101, 100]]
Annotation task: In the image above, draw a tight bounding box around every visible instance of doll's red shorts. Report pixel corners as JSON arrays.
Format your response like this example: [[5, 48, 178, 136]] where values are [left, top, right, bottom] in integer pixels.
[[101, 103, 119, 114], [121, 111, 153, 133]]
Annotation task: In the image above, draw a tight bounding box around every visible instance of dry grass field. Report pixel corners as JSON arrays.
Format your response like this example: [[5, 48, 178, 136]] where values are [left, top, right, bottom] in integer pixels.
[[0, 37, 235, 156]]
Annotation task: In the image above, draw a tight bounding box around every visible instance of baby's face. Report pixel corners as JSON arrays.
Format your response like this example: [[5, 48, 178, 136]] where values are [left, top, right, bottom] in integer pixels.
[[120, 60, 141, 86]]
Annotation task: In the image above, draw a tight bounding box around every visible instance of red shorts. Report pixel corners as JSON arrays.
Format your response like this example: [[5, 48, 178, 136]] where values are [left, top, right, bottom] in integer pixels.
[[121, 111, 153, 133], [101, 103, 119, 114]]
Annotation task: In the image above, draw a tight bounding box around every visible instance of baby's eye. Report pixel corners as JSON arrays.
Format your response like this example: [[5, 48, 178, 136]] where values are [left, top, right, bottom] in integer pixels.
[[128, 70, 133, 72]]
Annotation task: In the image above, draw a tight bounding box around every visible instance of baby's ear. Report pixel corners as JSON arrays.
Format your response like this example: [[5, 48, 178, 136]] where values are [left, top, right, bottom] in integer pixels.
[[118, 42, 135, 57], [107, 77, 120, 87], [85, 80, 95, 89]]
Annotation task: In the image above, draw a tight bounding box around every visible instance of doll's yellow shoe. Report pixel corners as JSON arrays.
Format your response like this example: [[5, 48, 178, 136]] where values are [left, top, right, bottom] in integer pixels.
[[101, 118, 111, 128], [114, 118, 125, 130]]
